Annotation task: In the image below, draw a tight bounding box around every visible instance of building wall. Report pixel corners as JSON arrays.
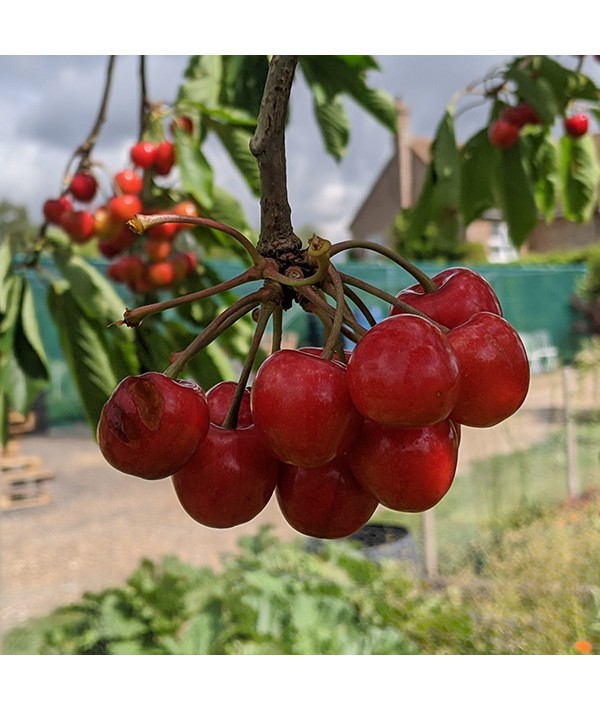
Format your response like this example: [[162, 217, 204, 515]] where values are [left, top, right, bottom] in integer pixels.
[[527, 215, 600, 253], [465, 219, 491, 249]]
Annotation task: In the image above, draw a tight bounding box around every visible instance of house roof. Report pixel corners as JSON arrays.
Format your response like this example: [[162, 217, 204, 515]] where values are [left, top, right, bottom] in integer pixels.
[[349, 137, 431, 230]]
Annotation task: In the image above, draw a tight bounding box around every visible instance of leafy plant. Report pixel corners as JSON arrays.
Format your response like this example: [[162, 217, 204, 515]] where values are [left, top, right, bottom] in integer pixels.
[[6, 489, 600, 656], [3, 525, 477, 655]]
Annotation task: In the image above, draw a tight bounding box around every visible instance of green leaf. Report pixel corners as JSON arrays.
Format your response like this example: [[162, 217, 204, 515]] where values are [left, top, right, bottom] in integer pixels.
[[299, 67, 350, 161], [0, 391, 8, 446], [97, 591, 147, 641], [460, 128, 499, 224], [176, 133, 215, 209], [197, 104, 257, 128], [210, 121, 261, 196], [0, 238, 12, 313], [312, 87, 350, 160], [0, 274, 47, 422], [13, 279, 49, 381], [402, 110, 461, 247], [336, 55, 381, 71], [220, 55, 269, 118], [558, 134, 600, 222], [197, 186, 257, 261], [53, 252, 132, 328], [164, 319, 237, 390], [430, 109, 460, 211], [52, 252, 139, 380], [178, 56, 223, 107], [299, 56, 396, 159], [492, 142, 539, 248], [532, 55, 600, 108], [525, 131, 559, 222], [506, 65, 558, 124], [164, 611, 223, 655], [47, 282, 122, 431], [0, 274, 22, 350]]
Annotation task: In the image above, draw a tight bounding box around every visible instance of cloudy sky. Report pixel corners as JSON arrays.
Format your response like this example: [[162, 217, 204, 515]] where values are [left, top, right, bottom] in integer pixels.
[[2, 54, 599, 244]]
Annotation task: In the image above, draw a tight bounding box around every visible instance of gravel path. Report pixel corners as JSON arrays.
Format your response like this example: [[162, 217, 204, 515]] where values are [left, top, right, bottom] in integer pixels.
[[1, 367, 597, 635]]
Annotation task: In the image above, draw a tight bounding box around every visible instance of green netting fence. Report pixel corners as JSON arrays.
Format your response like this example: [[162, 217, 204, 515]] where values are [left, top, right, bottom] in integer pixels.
[[27, 258, 588, 426]]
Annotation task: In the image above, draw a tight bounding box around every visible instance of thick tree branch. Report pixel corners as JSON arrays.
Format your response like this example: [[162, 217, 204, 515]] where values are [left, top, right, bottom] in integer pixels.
[[250, 55, 302, 264]]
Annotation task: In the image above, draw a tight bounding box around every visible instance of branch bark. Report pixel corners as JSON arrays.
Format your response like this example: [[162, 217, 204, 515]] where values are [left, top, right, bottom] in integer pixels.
[[250, 55, 303, 265]]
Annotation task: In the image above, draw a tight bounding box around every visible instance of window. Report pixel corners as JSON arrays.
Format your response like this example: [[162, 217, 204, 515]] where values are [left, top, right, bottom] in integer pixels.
[[489, 221, 518, 263]]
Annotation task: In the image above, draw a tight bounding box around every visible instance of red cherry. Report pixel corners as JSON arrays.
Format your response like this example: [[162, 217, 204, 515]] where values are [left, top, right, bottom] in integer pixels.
[[564, 113, 589, 138], [170, 115, 193, 135], [97, 225, 136, 258], [488, 118, 520, 149], [500, 103, 540, 128], [346, 314, 460, 427], [146, 260, 176, 289], [153, 140, 176, 176], [97, 372, 210, 480], [277, 455, 378, 539], [107, 254, 145, 284], [147, 218, 179, 242], [206, 381, 253, 427], [69, 171, 98, 202], [60, 209, 95, 243], [43, 196, 72, 224], [447, 311, 530, 427], [145, 239, 172, 263], [391, 267, 502, 329], [251, 349, 362, 468], [130, 141, 157, 169], [108, 194, 143, 223], [114, 169, 144, 195], [172, 423, 279, 528], [348, 419, 459, 513], [171, 200, 199, 229], [169, 251, 197, 281]]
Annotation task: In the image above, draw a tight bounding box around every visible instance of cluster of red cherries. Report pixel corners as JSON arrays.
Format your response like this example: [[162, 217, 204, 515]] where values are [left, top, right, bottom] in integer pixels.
[[42, 118, 199, 292], [97, 266, 531, 540], [488, 101, 590, 149]]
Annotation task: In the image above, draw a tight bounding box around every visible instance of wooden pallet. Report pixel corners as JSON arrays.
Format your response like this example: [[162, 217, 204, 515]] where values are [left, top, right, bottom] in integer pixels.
[[0, 457, 54, 510], [1, 411, 55, 511]]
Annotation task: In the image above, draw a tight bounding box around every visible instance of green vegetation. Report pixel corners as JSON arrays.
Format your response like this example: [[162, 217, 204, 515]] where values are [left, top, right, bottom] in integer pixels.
[[4, 490, 600, 655]]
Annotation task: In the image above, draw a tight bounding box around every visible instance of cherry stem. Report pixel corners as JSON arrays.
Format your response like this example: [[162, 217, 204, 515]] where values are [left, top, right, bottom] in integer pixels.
[[65, 55, 116, 180], [222, 303, 274, 430], [342, 284, 377, 328], [338, 271, 448, 331], [138, 55, 149, 141], [321, 266, 353, 360], [330, 240, 437, 293], [297, 284, 368, 341], [271, 305, 283, 353], [30, 56, 116, 268], [119, 266, 261, 327], [163, 287, 271, 379], [128, 213, 262, 266]]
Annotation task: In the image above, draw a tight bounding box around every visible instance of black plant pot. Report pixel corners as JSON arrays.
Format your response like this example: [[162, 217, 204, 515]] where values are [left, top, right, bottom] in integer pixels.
[[347, 523, 419, 564], [306, 523, 419, 566]]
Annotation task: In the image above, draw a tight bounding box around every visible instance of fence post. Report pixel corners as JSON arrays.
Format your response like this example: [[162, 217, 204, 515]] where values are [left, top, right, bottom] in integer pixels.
[[422, 508, 438, 578], [562, 365, 580, 498]]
